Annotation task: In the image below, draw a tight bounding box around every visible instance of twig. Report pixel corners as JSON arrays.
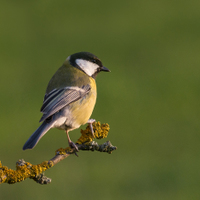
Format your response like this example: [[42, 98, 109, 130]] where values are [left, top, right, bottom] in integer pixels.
[[0, 122, 117, 185]]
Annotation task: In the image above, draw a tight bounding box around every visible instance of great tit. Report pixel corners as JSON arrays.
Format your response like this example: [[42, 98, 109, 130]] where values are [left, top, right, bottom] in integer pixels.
[[23, 52, 110, 151]]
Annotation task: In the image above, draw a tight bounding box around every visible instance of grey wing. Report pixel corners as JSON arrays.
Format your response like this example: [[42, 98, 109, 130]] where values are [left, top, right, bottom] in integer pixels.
[[39, 84, 91, 122]]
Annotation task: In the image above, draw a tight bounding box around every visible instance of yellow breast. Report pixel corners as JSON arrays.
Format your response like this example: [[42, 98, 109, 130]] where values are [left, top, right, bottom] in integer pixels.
[[68, 77, 97, 128]]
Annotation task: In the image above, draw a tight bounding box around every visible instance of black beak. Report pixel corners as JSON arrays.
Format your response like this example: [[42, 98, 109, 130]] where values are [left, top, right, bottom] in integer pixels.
[[101, 66, 111, 72]]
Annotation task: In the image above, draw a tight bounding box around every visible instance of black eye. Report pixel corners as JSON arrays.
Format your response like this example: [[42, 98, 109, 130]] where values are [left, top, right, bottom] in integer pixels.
[[92, 59, 97, 64]]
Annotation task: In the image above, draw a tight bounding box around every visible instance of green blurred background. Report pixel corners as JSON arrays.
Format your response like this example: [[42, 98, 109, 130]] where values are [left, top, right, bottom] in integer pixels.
[[0, 1, 200, 199]]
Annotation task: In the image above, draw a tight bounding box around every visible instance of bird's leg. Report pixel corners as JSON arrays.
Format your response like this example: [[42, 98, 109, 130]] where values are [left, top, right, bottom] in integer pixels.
[[87, 119, 96, 138], [66, 130, 79, 153]]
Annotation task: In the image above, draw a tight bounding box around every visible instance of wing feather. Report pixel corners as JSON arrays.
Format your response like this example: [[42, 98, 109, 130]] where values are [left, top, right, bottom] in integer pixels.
[[39, 84, 91, 122]]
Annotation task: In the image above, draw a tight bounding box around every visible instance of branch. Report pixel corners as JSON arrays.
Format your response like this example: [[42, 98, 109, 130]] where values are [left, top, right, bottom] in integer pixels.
[[0, 122, 117, 185]]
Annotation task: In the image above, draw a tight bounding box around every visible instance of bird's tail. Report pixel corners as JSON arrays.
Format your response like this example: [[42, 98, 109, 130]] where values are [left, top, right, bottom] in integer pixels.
[[23, 121, 53, 150]]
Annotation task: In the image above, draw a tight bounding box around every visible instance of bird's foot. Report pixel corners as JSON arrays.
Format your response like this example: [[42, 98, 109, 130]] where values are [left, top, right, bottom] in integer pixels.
[[69, 141, 79, 152], [68, 141, 79, 156], [66, 130, 79, 156], [87, 119, 96, 138]]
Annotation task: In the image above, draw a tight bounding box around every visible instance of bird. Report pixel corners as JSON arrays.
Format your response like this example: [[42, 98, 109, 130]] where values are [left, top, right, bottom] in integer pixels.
[[23, 52, 110, 151]]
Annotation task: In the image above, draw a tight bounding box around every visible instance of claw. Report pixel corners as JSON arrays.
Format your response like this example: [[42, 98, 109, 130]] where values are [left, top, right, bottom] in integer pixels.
[[74, 152, 79, 157], [69, 141, 79, 152]]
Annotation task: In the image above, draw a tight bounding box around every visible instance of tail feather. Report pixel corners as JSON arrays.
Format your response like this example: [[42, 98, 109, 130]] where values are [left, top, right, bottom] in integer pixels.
[[23, 122, 52, 150]]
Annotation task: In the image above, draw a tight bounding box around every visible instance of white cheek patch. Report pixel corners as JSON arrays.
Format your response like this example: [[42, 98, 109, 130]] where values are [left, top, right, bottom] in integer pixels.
[[76, 59, 99, 76]]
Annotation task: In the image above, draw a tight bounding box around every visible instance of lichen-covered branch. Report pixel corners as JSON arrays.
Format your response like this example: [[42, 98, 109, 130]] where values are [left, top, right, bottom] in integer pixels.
[[0, 122, 117, 185]]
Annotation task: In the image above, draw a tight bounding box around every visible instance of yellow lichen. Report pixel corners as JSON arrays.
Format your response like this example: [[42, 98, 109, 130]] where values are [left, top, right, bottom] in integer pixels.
[[76, 121, 110, 144], [0, 160, 52, 184], [93, 122, 110, 139], [55, 147, 71, 155], [55, 148, 66, 155]]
